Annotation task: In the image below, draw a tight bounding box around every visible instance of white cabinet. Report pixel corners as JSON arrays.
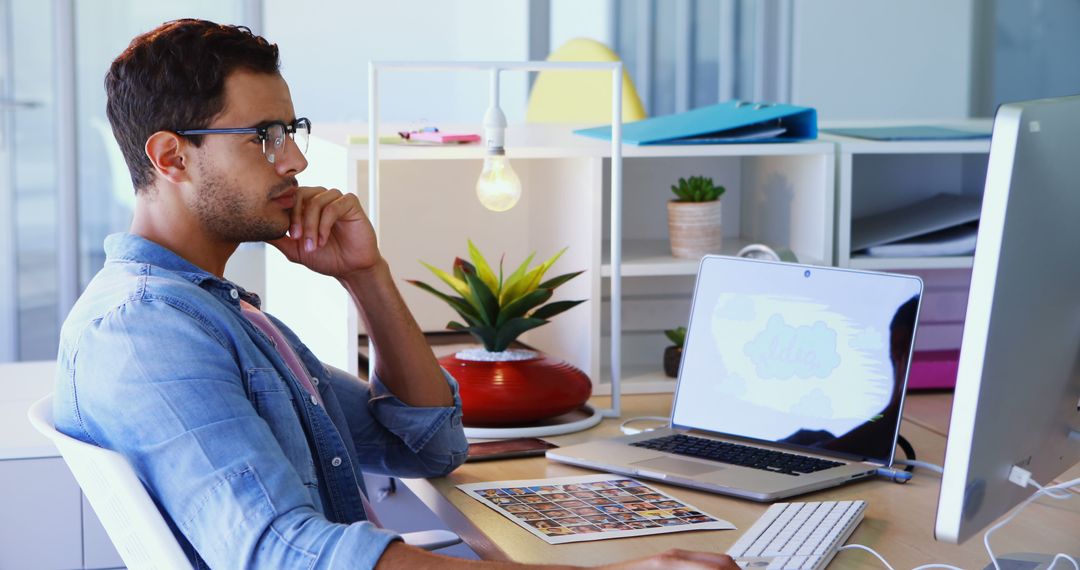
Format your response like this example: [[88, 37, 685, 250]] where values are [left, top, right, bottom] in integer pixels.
[[0, 457, 83, 570], [266, 124, 835, 394], [0, 361, 123, 570]]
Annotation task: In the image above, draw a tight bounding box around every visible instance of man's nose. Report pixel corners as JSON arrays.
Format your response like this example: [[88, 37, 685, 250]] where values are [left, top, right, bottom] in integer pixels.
[[276, 135, 308, 176]]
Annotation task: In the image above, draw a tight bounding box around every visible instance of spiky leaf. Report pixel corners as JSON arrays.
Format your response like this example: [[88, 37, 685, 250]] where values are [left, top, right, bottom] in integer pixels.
[[461, 264, 500, 326], [467, 239, 499, 293], [419, 261, 471, 299], [529, 299, 584, 321], [497, 288, 552, 327], [407, 280, 481, 324], [492, 317, 547, 352], [538, 270, 584, 291], [498, 252, 537, 304]]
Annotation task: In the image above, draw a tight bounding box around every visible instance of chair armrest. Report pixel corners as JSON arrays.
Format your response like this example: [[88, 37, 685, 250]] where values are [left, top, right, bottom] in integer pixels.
[[400, 529, 462, 551]]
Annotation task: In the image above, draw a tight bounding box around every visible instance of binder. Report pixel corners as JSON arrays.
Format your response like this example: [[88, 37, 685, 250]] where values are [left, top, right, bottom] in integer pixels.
[[574, 100, 817, 145]]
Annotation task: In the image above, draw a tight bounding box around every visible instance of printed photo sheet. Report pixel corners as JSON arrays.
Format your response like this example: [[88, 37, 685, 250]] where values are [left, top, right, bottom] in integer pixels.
[[458, 474, 735, 545]]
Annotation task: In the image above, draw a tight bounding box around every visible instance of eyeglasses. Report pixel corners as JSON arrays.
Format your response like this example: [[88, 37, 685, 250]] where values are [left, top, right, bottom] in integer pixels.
[[176, 117, 311, 164]]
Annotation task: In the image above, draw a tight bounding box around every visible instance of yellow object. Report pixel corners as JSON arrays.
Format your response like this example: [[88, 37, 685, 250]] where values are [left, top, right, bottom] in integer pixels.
[[526, 38, 647, 124]]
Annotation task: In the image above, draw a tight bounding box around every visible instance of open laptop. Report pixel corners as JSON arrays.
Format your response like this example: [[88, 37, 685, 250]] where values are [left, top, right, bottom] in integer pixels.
[[548, 255, 924, 501]]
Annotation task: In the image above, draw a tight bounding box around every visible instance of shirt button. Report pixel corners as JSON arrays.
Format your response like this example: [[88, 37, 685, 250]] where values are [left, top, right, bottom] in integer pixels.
[[331, 456, 343, 467], [229, 289, 239, 299], [311, 377, 319, 386], [310, 395, 319, 406]]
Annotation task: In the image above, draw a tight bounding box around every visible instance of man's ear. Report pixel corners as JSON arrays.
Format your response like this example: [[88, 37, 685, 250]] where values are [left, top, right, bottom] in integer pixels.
[[145, 131, 190, 185]]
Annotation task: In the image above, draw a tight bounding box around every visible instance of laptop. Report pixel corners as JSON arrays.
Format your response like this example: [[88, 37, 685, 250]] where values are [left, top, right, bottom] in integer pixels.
[[548, 255, 924, 501]]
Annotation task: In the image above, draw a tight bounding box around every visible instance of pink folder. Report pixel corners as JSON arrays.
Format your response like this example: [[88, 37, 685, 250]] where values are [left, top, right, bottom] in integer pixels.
[[408, 131, 481, 143]]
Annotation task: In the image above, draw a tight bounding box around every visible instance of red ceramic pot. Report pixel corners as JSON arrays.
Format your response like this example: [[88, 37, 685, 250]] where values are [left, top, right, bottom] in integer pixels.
[[439, 350, 592, 426]]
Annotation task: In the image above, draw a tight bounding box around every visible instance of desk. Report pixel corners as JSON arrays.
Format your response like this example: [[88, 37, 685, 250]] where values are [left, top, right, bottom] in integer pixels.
[[405, 393, 1079, 568]]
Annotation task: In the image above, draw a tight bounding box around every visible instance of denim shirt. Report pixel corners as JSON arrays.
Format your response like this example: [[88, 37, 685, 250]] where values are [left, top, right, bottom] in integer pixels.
[[53, 233, 469, 570]]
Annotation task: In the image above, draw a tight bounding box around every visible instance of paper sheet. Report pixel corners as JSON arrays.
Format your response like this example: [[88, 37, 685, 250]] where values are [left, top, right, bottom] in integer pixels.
[[458, 474, 735, 544]]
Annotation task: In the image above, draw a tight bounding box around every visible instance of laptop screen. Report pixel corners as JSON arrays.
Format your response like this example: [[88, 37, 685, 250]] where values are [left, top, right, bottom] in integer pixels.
[[670, 256, 923, 464]]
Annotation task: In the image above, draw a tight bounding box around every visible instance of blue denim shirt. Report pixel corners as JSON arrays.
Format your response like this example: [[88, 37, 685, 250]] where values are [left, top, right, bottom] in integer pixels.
[[53, 233, 469, 569]]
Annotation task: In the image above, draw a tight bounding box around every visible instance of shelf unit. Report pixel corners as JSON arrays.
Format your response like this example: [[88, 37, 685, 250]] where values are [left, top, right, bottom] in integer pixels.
[[823, 119, 992, 271], [823, 119, 992, 356], [265, 123, 836, 397]]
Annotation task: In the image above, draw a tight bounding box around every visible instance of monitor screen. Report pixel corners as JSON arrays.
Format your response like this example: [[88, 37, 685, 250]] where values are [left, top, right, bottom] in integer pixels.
[[671, 257, 923, 464]]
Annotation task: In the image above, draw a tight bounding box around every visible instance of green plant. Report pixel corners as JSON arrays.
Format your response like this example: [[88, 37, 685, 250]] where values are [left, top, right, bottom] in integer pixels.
[[670, 175, 725, 202], [409, 240, 585, 352], [664, 326, 687, 348]]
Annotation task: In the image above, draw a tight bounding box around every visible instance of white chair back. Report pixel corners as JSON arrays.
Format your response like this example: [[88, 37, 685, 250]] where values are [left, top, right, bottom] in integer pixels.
[[27, 395, 193, 570], [27, 395, 461, 569]]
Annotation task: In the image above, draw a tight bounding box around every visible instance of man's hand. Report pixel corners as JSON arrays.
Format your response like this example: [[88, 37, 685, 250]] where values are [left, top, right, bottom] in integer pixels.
[[598, 549, 740, 570], [267, 186, 380, 277]]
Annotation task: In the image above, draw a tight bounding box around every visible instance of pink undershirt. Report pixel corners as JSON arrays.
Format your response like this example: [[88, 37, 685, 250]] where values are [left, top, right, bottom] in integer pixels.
[[239, 300, 381, 526]]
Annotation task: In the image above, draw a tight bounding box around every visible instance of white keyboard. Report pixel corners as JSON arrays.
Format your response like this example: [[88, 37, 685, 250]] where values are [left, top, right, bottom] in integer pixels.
[[726, 500, 866, 570]]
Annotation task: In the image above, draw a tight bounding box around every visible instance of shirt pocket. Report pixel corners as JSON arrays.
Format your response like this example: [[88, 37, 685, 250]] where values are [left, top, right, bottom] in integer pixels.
[[245, 368, 319, 491]]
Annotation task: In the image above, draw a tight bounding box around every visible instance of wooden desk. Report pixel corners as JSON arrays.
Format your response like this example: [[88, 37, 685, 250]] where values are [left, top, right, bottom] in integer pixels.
[[405, 393, 1079, 568]]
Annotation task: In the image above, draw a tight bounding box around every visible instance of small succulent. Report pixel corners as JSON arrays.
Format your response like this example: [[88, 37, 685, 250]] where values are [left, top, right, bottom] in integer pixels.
[[664, 326, 687, 348], [409, 241, 585, 353], [671, 176, 725, 202]]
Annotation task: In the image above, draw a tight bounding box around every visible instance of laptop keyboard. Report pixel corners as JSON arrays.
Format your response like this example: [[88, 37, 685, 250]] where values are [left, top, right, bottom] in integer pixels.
[[630, 434, 844, 476]]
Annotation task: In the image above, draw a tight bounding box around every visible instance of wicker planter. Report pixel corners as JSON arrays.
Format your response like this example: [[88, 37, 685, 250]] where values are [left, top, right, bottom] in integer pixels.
[[667, 200, 723, 258]]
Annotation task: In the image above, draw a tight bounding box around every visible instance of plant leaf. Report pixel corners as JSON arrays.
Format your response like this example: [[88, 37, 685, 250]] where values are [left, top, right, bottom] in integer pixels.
[[419, 261, 471, 299], [457, 324, 498, 351], [497, 288, 552, 327], [537, 270, 584, 291], [408, 280, 483, 325], [498, 252, 536, 304], [492, 317, 547, 352], [529, 299, 584, 320], [517, 246, 567, 297], [467, 239, 499, 293], [461, 264, 500, 326]]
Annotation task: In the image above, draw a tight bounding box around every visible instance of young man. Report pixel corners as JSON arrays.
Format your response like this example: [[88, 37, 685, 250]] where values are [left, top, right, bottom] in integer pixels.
[[54, 19, 738, 570]]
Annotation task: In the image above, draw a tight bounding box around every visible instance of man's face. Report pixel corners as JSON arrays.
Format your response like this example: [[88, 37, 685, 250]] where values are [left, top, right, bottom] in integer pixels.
[[184, 69, 307, 243]]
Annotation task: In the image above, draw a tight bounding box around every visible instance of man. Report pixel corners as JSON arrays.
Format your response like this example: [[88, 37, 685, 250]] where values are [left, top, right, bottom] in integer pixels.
[[54, 19, 738, 570]]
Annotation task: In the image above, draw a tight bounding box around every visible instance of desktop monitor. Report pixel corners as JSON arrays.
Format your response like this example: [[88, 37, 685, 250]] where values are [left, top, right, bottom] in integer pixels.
[[934, 94, 1080, 545]]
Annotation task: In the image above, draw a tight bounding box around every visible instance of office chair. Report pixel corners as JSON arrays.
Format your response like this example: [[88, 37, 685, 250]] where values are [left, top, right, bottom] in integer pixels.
[[27, 395, 461, 570], [526, 37, 647, 124]]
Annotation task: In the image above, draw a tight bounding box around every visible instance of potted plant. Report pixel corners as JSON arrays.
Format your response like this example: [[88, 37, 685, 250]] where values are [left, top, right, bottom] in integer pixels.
[[667, 175, 726, 258], [409, 241, 590, 426], [663, 326, 686, 378]]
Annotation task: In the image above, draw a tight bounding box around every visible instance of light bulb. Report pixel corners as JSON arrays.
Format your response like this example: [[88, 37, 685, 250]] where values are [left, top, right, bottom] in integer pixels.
[[475, 153, 522, 212]]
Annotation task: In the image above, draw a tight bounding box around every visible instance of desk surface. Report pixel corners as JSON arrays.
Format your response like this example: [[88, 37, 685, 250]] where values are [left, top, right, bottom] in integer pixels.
[[405, 393, 1079, 568]]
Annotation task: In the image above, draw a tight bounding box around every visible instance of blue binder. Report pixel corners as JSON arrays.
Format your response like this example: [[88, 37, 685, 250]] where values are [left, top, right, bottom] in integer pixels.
[[574, 100, 817, 145]]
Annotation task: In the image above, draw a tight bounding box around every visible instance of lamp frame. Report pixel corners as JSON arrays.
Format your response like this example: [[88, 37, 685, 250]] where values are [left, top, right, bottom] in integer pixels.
[[368, 61, 625, 417]]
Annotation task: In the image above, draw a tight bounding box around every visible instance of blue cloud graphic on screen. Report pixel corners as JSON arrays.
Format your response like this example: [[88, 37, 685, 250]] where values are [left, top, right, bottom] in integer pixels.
[[743, 314, 841, 379]]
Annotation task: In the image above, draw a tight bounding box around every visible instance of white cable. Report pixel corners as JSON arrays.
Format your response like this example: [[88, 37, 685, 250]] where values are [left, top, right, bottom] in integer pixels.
[[894, 459, 944, 474], [618, 416, 669, 435], [838, 475, 1079, 570], [837, 544, 897, 569], [983, 475, 1080, 570]]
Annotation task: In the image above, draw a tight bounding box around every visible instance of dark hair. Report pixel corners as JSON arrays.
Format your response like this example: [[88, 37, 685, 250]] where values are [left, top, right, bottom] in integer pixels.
[[105, 19, 280, 192]]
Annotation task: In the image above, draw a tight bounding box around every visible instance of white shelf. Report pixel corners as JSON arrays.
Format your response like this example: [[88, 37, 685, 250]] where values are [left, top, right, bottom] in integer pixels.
[[849, 255, 974, 271], [819, 119, 993, 154], [601, 238, 755, 277]]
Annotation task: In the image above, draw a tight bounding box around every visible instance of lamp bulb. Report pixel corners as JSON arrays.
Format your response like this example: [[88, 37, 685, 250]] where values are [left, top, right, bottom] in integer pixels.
[[475, 154, 522, 212]]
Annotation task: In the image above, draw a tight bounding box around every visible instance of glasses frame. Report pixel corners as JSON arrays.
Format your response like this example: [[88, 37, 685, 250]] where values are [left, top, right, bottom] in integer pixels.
[[175, 117, 311, 164]]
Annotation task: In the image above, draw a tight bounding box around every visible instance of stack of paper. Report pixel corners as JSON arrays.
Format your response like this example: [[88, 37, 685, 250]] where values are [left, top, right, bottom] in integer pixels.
[[852, 194, 982, 258]]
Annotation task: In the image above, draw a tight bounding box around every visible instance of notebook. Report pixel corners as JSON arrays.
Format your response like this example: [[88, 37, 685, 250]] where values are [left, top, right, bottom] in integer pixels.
[[548, 256, 923, 501]]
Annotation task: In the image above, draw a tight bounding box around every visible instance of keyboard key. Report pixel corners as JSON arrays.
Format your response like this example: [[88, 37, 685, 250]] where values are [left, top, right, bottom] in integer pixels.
[[630, 434, 844, 475]]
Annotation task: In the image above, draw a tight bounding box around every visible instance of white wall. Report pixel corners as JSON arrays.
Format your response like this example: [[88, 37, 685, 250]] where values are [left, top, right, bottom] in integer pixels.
[[264, 0, 532, 124], [790, 0, 976, 120], [550, 0, 613, 52]]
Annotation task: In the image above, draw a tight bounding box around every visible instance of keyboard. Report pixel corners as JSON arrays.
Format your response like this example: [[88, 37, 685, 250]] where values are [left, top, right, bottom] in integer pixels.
[[726, 500, 866, 570], [630, 434, 844, 476]]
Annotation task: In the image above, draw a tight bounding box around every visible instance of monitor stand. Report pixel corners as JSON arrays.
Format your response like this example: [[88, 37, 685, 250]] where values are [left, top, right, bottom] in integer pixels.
[[983, 553, 1059, 570]]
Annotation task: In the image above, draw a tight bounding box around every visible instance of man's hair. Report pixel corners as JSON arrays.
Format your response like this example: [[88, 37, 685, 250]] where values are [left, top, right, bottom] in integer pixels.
[[105, 19, 280, 192]]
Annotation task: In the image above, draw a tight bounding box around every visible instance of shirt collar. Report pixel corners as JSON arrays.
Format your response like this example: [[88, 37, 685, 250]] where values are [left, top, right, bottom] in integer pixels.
[[103, 232, 263, 308]]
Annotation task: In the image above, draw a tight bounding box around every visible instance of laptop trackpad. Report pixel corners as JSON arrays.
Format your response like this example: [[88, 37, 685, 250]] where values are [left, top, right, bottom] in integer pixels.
[[631, 457, 723, 476]]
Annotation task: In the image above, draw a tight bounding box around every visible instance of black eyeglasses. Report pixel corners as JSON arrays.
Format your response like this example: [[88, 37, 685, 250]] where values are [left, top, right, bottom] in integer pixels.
[[176, 117, 311, 164]]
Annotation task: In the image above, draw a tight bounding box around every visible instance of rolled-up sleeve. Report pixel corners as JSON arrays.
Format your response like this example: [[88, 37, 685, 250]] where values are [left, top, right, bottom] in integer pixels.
[[325, 365, 468, 478]]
